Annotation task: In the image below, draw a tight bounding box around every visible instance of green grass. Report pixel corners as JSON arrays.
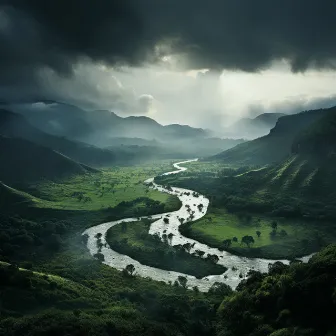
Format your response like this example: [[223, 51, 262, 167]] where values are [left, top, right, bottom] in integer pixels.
[[180, 208, 326, 259], [23, 161, 180, 211], [106, 219, 226, 278]]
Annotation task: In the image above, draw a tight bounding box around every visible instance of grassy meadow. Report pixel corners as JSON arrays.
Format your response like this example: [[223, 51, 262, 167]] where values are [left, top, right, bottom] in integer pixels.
[[22, 161, 180, 211], [180, 208, 330, 259]]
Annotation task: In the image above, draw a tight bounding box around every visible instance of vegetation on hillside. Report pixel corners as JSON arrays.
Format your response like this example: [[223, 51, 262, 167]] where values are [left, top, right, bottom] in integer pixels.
[[217, 245, 336, 336], [210, 106, 335, 165]]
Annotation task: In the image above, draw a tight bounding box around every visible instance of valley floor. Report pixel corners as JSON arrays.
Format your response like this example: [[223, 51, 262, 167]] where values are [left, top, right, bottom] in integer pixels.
[[157, 160, 336, 259]]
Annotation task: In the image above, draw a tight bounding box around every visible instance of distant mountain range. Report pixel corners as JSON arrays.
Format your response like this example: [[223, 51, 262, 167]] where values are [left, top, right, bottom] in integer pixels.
[[2, 101, 210, 147], [0, 109, 133, 168], [0, 135, 95, 185], [223, 112, 286, 139], [0, 105, 246, 185]]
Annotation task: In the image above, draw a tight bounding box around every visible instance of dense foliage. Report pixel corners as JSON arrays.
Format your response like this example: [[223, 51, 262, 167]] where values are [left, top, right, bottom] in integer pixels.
[[217, 245, 336, 336], [106, 219, 226, 278]]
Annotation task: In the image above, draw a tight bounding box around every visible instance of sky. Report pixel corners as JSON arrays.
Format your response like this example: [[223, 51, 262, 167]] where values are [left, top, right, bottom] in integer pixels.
[[1, 0, 336, 132]]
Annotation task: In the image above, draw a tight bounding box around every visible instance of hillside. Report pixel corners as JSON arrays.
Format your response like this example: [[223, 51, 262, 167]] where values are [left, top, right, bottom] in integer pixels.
[[0, 182, 36, 207], [0, 136, 91, 184], [4, 101, 210, 146], [224, 112, 286, 139], [293, 107, 336, 157], [0, 109, 134, 167], [210, 107, 334, 165], [208, 109, 336, 218]]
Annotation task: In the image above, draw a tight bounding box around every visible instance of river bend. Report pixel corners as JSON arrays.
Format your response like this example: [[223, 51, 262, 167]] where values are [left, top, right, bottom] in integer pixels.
[[83, 160, 313, 291]]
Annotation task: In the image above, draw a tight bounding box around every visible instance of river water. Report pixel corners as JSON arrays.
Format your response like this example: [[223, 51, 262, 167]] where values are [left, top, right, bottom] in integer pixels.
[[83, 159, 313, 291]]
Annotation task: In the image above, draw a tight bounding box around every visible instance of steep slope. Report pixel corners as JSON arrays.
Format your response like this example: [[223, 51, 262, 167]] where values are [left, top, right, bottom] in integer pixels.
[[292, 107, 336, 156], [0, 109, 129, 167], [0, 136, 90, 184], [214, 108, 336, 219], [0, 181, 36, 207], [224, 112, 286, 139], [211, 107, 333, 165]]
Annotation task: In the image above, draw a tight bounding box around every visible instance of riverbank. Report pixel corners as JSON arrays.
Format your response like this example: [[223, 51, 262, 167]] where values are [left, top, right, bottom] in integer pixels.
[[83, 160, 313, 291]]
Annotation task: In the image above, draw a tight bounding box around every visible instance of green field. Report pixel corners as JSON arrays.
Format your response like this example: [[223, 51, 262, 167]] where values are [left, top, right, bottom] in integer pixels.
[[23, 161, 180, 211], [180, 208, 329, 259], [106, 219, 226, 278]]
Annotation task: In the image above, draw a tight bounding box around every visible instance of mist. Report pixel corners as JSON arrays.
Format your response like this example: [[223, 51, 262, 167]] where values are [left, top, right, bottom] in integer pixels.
[[7, 59, 332, 139]]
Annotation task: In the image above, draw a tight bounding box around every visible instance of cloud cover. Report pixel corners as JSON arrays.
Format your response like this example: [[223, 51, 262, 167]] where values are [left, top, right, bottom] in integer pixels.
[[2, 1, 336, 80], [2, 0, 336, 132]]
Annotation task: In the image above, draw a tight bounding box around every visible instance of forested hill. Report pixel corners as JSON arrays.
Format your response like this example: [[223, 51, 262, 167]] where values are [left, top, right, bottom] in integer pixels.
[[0, 109, 130, 167], [0, 136, 91, 184]]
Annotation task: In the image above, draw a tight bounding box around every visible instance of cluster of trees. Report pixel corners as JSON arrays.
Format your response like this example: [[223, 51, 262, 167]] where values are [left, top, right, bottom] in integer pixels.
[[106, 219, 226, 278], [0, 259, 230, 336], [0, 214, 68, 262], [105, 196, 181, 221], [71, 191, 92, 202], [217, 245, 336, 336]]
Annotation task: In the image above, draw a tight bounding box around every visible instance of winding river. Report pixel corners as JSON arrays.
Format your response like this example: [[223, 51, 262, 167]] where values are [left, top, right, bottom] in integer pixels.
[[83, 159, 313, 291]]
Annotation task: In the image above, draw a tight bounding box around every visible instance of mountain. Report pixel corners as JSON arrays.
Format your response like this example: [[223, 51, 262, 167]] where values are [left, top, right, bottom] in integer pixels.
[[224, 112, 286, 139], [210, 107, 334, 165], [210, 108, 336, 220], [4, 101, 210, 147], [292, 107, 336, 157], [0, 109, 134, 167], [0, 136, 93, 185]]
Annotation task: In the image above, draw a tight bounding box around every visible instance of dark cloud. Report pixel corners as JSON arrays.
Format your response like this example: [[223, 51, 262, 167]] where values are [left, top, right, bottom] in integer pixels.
[[1, 0, 336, 100]]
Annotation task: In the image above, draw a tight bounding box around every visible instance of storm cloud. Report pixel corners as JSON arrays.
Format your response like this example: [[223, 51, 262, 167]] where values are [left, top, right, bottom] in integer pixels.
[[2, 1, 336, 80], [2, 0, 336, 124]]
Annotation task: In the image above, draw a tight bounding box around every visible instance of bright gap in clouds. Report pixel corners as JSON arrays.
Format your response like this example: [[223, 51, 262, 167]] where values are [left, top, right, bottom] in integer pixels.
[[219, 61, 336, 122], [42, 60, 336, 136]]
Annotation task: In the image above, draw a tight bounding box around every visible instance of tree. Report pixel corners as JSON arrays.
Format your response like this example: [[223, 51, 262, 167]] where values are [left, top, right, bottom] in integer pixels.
[[233, 237, 238, 243], [124, 264, 136, 276], [167, 233, 174, 244], [93, 253, 105, 261], [256, 231, 261, 238], [207, 254, 219, 264], [271, 221, 278, 231], [194, 250, 205, 258], [241, 235, 255, 247], [177, 275, 188, 288], [280, 229, 288, 237], [183, 243, 192, 253], [162, 234, 168, 244], [223, 239, 232, 248]]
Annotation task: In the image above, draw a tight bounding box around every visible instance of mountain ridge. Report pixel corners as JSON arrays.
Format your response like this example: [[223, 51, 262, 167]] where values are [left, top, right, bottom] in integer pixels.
[[210, 107, 334, 165]]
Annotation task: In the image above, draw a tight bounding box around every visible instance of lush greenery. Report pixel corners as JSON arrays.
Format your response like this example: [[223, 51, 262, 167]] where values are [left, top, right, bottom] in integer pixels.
[[217, 244, 336, 336], [2, 105, 336, 335], [106, 219, 226, 278], [180, 208, 324, 259], [23, 161, 181, 211], [0, 246, 231, 336]]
